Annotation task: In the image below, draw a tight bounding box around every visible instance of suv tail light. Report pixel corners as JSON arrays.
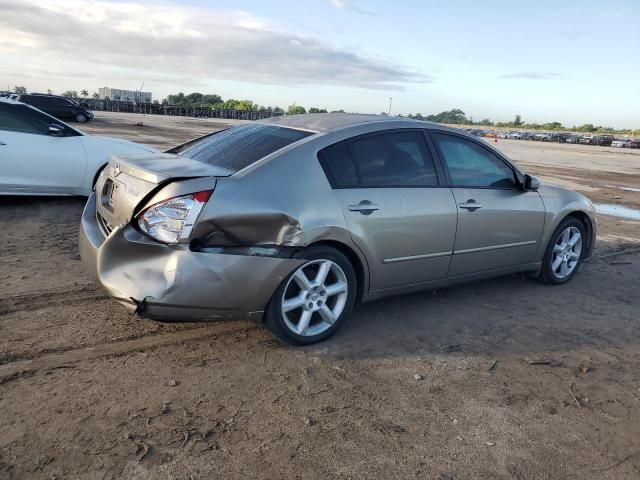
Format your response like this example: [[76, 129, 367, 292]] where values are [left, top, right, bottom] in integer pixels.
[[136, 191, 212, 244]]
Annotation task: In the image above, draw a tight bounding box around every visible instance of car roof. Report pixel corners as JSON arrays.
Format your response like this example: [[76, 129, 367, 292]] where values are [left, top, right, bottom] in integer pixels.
[[256, 113, 434, 133]]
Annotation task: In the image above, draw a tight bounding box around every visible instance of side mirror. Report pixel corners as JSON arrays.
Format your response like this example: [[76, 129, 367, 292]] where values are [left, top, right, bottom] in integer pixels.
[[523, 174, 540, 192], [48, 124, 66, 137]]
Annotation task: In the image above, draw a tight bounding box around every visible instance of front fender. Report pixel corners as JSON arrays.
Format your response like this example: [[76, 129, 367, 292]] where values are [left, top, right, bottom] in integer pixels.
[[537, 192, 597, 260]]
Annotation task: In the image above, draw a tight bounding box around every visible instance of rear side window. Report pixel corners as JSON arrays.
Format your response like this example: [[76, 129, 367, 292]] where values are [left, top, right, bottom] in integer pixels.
[[319, 142, 358, 188], [168, 124, 312, 172], [319, 130, 439, 188]]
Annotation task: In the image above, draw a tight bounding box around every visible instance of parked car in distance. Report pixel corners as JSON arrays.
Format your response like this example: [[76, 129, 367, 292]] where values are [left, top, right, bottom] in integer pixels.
[[551, 132, 573, 143], [80, 114, 596, 345], [580, 133, 614, 146], [483, 130, 498, 138], [14, 93, 95, 123], [565, 135, 581, 144], [534, 132, 552, 142], [508, 131, 523, 140], [611, 139, 631, 148], [522, 132, 536, 141], [0, 99, 158, 195]]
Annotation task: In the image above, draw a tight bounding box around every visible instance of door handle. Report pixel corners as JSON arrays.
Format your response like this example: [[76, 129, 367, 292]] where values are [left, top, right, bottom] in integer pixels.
[[0, 141, 6, 146], [349, 201, 380, 215], [459, 200, 482, 211]]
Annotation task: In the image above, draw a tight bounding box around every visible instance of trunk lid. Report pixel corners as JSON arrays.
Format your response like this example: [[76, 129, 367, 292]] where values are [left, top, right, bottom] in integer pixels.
[[94, 152, 232, 234]]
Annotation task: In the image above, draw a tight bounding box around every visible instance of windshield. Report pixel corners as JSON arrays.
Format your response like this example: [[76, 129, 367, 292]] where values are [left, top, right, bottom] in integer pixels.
[[166, 123, 313, 172]]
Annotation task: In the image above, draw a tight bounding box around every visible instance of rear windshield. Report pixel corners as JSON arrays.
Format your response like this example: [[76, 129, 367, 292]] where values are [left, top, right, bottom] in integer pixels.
[[167, 124, 312, 172]]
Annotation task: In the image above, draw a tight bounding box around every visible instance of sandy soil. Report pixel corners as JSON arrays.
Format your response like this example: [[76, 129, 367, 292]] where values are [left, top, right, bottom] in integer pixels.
[[1, 113, 639, 479]]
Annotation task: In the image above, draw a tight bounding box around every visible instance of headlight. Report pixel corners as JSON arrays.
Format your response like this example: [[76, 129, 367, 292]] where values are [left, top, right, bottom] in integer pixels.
[[136, 191, 212, 244]]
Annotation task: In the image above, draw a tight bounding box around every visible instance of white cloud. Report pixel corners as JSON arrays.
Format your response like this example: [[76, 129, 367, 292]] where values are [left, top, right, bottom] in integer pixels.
[[329, 0, 373, 15], [0, 0, 427, 92]]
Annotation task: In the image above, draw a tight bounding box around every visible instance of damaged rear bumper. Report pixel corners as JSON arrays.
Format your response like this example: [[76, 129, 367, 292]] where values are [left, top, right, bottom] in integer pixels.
[[79, 193, 304, 322]]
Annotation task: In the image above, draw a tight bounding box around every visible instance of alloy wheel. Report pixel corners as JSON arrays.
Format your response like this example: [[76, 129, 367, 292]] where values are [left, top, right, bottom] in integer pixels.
[[281, 259, 349, 337], [551, 226, 582, 279]]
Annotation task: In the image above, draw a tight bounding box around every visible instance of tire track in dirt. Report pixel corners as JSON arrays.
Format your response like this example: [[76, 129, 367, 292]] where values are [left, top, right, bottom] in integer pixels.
[[0, 285, 106, 315], [0, 322, 260, 382]]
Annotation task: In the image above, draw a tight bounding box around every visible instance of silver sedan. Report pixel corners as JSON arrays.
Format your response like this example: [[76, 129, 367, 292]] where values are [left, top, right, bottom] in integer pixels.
[[80, 114, 596, 344]]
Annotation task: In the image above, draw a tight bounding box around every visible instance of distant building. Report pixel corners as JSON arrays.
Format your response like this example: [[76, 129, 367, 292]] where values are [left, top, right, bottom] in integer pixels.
[[98, 87, 152, 103]]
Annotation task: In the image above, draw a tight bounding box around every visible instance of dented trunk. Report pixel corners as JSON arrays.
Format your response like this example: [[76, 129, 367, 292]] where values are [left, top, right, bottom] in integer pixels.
[[94, 152, 232, 234]]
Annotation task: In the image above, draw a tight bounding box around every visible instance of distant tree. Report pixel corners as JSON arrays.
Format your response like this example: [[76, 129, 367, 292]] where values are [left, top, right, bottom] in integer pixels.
[[287, 104, 307, 115], [273, 106, 285, 114], [380, 111, 388, 116], [513, 114, 523, 126], [308, 107, 328, 113], [167, 92, 185, 105], [13, 86, 27, 94], [203, 94, 222, 105], [479, 118, 494, 126], [81, 89, 89, 98], [61, 90, 78, 98], [46, 89, 53, 95], [91, 92, 99, 99], [425, 108, 468, 124], [575, 124, 596, 132], [185, 92, 204, 104]]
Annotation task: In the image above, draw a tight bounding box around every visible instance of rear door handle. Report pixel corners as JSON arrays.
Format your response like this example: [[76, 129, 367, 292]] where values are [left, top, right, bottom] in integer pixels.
[[349, 201, 380, 215], [459, 200, 482, 211]]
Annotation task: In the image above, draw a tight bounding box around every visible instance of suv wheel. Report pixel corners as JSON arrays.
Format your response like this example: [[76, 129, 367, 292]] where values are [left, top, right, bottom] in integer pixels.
[[265, 245, 357, 345], [540, 217, 586, 285], [75, 113, 88, 123]]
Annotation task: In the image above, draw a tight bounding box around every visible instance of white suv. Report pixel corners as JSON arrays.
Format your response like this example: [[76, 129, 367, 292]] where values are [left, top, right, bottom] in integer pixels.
[[0, 99, 158, 196]]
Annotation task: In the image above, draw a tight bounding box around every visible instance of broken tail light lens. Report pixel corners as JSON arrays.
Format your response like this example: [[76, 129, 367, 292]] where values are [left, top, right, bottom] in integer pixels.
[[136, 191, 212, 244]]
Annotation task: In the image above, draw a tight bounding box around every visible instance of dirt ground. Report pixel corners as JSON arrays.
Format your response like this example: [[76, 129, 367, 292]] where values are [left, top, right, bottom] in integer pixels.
[[1, 112, 639, 479]]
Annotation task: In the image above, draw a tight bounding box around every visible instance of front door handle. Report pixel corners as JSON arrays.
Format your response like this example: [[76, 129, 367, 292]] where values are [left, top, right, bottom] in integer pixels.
[[459, 200, 482, 211], [0, 141, 6, 146], [349, 200, 380, 215]]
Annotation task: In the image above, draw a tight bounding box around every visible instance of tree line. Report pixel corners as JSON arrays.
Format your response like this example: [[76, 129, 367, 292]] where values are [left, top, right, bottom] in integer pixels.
[[5, 86, 638, 135], [405, 109, 639, 136]]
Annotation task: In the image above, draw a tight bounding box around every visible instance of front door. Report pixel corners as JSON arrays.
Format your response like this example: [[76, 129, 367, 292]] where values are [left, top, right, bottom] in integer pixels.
[[429, 131, 545, 276], [320, 130, 458, 291], [0, 102, 86, 194]]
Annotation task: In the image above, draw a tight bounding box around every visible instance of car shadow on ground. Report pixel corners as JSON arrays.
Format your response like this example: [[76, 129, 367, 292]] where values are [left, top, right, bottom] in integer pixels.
[[300, 254, 639, 359]]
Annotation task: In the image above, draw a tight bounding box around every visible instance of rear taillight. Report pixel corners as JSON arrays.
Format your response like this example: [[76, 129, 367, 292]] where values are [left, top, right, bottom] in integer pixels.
[[136, 190, 212, 244]]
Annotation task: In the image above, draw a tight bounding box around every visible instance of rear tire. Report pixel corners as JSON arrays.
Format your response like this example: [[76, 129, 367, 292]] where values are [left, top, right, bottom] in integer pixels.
[[265, 245, 357, 345], [539, 217, 586, 285]]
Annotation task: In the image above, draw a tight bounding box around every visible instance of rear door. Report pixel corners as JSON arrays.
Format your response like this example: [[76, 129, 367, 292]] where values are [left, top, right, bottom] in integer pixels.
[[429, 131, 545, 276], [0, 102, 86, 194], [321, 130, 458, 291]]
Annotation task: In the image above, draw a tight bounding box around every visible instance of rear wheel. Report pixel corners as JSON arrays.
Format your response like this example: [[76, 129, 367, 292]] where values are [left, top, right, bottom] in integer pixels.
[[540, 217, 586, 284], [265, 246, 357, 345]]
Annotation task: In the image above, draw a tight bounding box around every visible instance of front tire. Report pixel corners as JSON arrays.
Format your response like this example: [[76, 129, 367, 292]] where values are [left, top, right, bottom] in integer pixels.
[[540, 217, 586, 285], [75, 113, 88, 123], [265, 245, 357, 345]]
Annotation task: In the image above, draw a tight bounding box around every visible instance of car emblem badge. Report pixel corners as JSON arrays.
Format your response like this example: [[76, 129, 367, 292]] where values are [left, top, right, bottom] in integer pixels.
[[113, 164, 121, 177]]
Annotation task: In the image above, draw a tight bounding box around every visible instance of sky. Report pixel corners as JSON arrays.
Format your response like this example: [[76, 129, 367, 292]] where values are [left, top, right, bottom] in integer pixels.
[[1, 0, 638, 128]]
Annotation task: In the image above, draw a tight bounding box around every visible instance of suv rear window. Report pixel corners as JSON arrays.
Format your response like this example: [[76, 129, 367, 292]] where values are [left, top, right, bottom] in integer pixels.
[[167, 124, 312, 172]]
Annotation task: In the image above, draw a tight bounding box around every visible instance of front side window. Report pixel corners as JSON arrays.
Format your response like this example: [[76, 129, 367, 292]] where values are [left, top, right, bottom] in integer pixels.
[[431, 132, 517, 188], [0, 103, 51, 135], [167, 124, 312, 172]]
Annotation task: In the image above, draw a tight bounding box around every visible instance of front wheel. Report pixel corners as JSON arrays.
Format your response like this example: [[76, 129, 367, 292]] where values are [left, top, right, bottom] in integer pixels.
[[539, 217, 586, 284], [75, 113, 88, 123], [265, 246, 357, 345]]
